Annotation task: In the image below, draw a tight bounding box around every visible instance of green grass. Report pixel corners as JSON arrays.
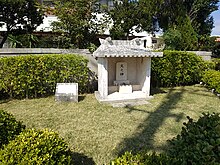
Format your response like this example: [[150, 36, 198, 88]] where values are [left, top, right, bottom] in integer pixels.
[[0, 85, 220, 164]]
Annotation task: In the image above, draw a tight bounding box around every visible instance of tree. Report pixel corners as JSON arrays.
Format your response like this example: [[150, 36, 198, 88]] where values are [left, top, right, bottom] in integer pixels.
[[108, 0, 162, 39], [158, 0, 219, 50], [108, 0, 140, 39], [163, 16, 198, 50], [158, 0, 219, 34], [183, 0, 219, 36], [0, 0, 44, 48], [138, 0, 163, 33], [51, 0, 97, 48]]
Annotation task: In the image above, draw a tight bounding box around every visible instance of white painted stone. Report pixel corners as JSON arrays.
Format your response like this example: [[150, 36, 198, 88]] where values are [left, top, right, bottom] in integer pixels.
[[57, 84, 76, 94], [114, 62, 130, 85], [98, 57, 108, 98], [116, 62, 127, 81], [119, 85, 132, 94], [141, 58, 151, 96], [55, 83, 78, 102]]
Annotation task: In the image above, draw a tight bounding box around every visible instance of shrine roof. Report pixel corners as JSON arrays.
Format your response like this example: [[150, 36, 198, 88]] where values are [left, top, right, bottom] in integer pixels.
[[93, 37, 163, 58]]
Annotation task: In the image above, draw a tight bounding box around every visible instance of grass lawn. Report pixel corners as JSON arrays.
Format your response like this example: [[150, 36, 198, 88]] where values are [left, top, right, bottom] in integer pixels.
[[0, 85, 220, 164]]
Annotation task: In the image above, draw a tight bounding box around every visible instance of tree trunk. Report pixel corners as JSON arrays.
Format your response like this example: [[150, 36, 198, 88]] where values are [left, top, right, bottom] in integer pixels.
[[0, 33, 9, 48]]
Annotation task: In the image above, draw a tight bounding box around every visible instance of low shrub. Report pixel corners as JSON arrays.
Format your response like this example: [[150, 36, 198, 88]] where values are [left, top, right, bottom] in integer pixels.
[[151, 50, 213, 87], [202, 70, 220, 93], [0, 110, 25, 148], [110, 151, 180, 165], [0, 54, 90, 99], [212, 58, 220, 71], [0, 129, 73, 165], [167, 113, 220, 165], [212, 42, 220, 58]]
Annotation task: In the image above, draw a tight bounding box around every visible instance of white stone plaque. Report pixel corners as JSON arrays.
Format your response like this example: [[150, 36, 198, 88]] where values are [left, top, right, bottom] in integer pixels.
[[119, 85, 132, 94], [116, 62, 127, 81], [55, 83, 78, 102], [57, 83, 77, 94]]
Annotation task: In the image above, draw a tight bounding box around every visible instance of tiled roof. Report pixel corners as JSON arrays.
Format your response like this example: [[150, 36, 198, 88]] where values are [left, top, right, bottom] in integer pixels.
[[93, 38, 163, 58]]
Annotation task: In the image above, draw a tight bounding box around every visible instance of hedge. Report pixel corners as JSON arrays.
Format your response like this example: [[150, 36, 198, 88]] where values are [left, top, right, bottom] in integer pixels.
[[0, 54, 90, 99], [202, 70, 220, 94], [110, 152, 181, 165], [0, 129, 73, 165], [212, 58, 220, 71], [151, 50, 213, 87], [0, 110, 25, 148], [167, 113, 220, 165]]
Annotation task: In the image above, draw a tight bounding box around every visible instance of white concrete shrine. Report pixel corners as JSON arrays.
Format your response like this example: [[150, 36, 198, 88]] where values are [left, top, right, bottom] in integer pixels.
[[93, 37, 163, 102]]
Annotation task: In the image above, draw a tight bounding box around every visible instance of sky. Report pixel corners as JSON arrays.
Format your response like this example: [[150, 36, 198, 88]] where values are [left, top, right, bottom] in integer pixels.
[[211, 2, 220, 36]]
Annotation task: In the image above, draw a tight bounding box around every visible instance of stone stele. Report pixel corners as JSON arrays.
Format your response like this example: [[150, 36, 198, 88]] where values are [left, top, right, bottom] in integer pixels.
[[55, 83, 78, 102]]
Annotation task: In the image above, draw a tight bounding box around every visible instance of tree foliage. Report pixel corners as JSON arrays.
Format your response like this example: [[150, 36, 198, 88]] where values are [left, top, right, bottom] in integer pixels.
[[163, 16, 198, 50], [158, 0, 219, 36], [108, 0, 162, 39], [0, 0, 44, 48], [107, 0, 218, 50], [51, 0, 98, 48], [138, 0, 163, 32], [158, 0, 218, 50], [108, 0, 140, 39]]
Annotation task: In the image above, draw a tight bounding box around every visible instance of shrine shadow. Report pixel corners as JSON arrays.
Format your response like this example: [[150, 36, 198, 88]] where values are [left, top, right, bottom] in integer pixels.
[[114, 87, 185, 156]]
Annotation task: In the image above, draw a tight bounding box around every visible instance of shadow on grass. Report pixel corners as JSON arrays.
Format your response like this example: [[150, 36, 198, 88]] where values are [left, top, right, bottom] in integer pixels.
[[150, 87, 167, 95], [0, 92, 10, 104], [78, 95, 86, 102], [115, 87, 185, 156], [71, 152, 95, 165], [188, 86, 218, 98], [0, 98, 11, 104]]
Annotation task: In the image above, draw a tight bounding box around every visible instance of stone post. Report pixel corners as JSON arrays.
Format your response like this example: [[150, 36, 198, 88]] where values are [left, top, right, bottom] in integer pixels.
[[142, 57, 151, 96], [98, 57, 108, 98]]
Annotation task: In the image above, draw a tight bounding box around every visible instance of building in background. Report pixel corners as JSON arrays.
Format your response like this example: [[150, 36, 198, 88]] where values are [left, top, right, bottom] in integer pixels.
[[0, 0, 163, 49]]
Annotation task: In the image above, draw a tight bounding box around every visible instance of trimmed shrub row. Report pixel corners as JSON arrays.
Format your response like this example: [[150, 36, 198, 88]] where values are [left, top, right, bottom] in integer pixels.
[[151, 50, 214, 87], [0, 110, 25, 148], [0, 129, 73, 165], [110, 152, 181, 165], [0, 51, 214, 98], [202, 70, 220, 94], [0, 110, 73, 164], [112, 113, 220, 165], [212, 58, 220, 71], [0, 54, 90, 99]]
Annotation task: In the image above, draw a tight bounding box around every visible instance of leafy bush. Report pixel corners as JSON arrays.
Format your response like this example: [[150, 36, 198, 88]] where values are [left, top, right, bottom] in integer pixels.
[[202, 70, 220, 93], [0, 54, 90, 99], [0, 110, 25, 148], [167, 113, 220, 165], [212, 58, 220, 71], [0, 129, 73, 165], [110, 151, 180, 165], [151, 50, 212, 87], [212, 42, 220, 58]]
